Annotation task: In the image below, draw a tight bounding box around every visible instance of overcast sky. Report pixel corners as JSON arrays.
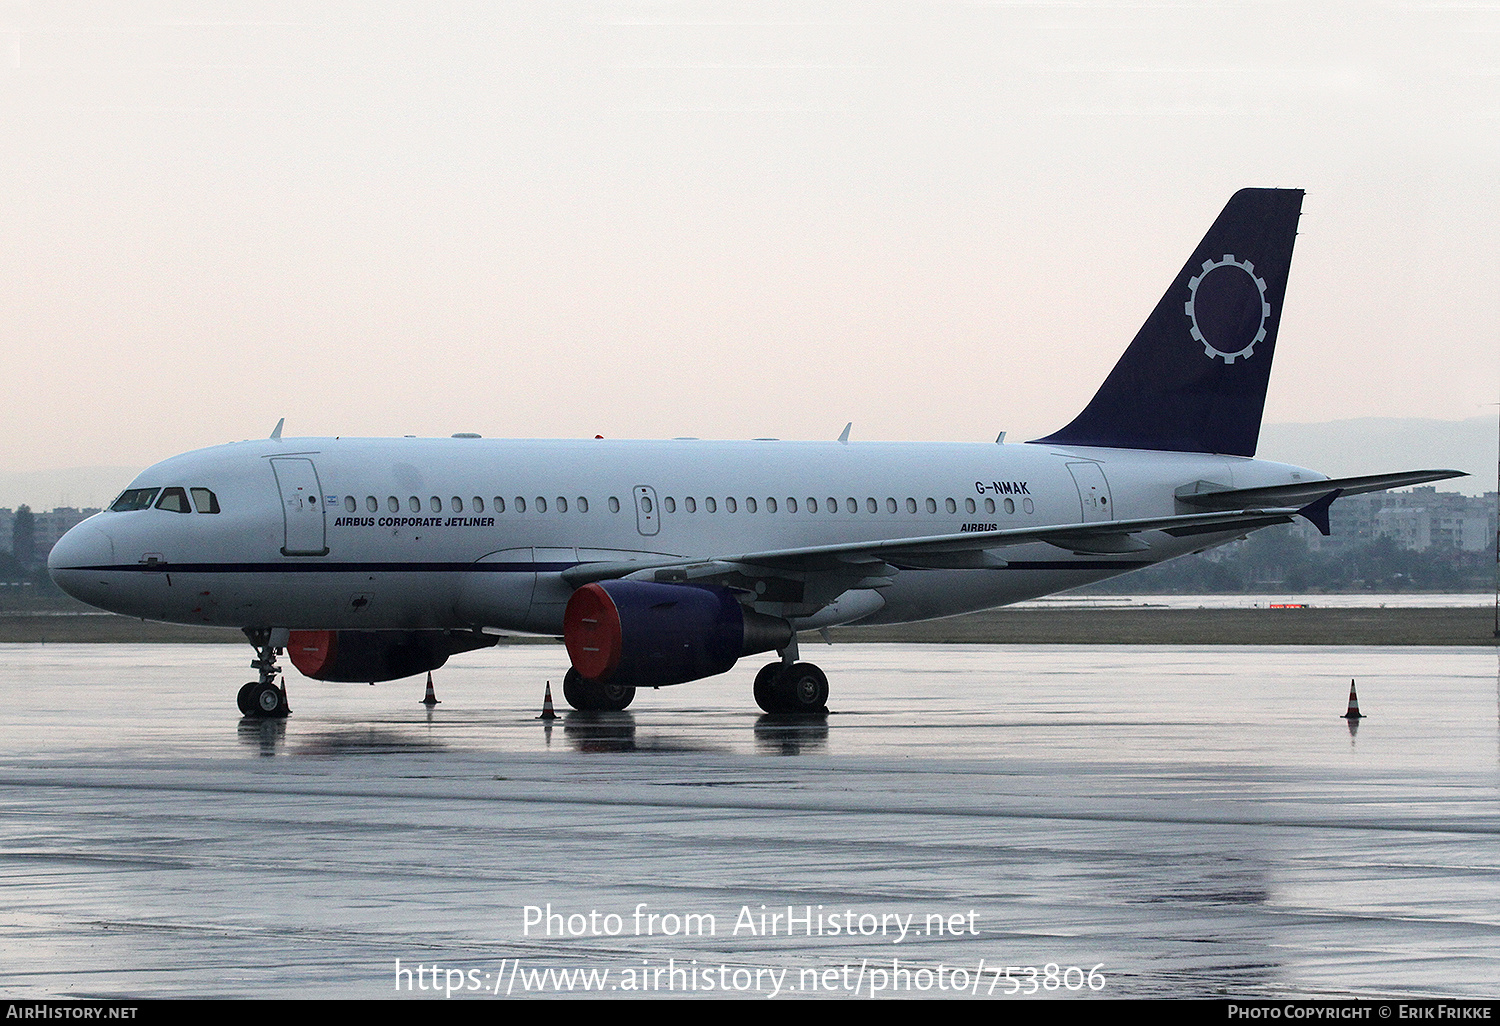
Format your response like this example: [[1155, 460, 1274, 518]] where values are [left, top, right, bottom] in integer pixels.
[[3, 1, 1497, 474]]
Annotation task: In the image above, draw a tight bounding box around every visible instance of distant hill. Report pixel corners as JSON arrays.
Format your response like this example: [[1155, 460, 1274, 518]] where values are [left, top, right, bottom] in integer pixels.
[[1, 416, 1494, 510]]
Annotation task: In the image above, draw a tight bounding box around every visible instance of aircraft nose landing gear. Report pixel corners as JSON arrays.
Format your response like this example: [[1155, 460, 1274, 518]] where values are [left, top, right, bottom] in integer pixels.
[[239, 628, 291, 718], [236, 678, 290, 718]]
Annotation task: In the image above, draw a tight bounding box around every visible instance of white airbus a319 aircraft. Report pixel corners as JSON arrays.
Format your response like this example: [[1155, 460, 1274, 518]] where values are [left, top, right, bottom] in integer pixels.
[[48, 189, 1463, 717]]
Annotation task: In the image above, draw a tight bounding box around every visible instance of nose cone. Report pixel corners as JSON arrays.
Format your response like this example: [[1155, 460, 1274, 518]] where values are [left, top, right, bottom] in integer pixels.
[[47, 521, 117, 609]]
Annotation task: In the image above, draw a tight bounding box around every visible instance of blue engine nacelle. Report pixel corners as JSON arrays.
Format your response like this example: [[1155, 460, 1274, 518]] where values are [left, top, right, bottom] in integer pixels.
[[563, 580, 793, 687]]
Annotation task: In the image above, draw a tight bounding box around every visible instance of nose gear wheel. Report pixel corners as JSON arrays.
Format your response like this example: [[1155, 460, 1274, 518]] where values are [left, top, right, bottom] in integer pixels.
[[239, 628, 291, 718]]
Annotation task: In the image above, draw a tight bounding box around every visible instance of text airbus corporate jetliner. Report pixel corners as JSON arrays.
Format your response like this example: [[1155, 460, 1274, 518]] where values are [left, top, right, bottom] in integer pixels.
[[48, 190, 1464, 716]]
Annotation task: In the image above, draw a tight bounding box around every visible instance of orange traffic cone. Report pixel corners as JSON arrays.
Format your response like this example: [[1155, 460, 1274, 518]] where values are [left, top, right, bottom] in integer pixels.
[[421, 672, 440, 706], [1342, 679, 1364, 719], [538, 681, 557, 720]]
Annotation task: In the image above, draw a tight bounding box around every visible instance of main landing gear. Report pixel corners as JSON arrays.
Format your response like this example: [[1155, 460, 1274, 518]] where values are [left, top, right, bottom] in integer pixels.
[[556, 639, 828, 715], [752, 635, 829, 716], [753, 661, 829, 715], [562, 668, 636, 712], [238, 627, 291, 718]]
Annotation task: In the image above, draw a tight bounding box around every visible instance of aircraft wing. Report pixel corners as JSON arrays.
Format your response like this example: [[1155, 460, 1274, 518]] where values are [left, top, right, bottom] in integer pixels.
[[550, 469, 1468, 621], [560, 504, 1314, 600]]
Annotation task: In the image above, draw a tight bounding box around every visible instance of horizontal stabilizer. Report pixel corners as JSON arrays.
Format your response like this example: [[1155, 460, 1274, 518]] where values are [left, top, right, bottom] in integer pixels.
[[1174, 469, 1467, 512]]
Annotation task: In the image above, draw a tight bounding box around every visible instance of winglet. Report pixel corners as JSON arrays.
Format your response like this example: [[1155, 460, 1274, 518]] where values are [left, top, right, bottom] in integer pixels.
[[270, 418, 284, 441], [1296, 488, 1342, 537], [838, 423, 851, 444]]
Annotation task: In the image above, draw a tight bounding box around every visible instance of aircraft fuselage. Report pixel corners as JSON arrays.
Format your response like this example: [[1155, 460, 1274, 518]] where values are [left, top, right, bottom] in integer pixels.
[[48, 435, 1316, 635]]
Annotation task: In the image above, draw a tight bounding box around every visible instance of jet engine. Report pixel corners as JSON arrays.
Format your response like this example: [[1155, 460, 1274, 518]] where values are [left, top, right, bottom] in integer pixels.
[[563, 580, 793, 687], [287, 629, 497, 682]]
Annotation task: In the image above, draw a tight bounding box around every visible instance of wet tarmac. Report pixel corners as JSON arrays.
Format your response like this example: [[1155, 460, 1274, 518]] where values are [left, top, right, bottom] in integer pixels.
[[2, 642, 1497, 999]]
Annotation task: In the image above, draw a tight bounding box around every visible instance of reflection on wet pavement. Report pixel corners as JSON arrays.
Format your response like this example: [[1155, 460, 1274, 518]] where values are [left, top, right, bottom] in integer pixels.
[[1, 642, 1496, 999]]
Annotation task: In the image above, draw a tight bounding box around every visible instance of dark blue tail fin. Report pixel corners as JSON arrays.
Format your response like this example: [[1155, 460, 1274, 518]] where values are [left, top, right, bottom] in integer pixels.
[[1037, 188, 1304, 457]]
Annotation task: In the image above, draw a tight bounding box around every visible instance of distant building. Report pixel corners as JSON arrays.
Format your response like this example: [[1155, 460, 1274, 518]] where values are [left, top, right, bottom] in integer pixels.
[[0, 509, 12, 555], [1291, 487, 1497, 552], [27, 508, 101, 565]]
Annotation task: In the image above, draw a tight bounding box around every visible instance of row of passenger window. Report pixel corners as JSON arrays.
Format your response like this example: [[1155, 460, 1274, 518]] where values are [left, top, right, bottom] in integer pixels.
[[345, 495, 597, 514], [341, 493, 1036, 516], [654, 495, 1035, 516], [110, 487, 220, 514]]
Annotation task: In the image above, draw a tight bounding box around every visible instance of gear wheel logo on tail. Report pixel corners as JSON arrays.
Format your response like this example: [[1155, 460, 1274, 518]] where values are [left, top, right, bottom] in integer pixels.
[[1185, 254, 1270, 364]]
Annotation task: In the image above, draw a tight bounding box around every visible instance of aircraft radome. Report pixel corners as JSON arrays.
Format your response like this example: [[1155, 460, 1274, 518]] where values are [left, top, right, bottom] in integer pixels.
[[48, 189, 1465, 717]]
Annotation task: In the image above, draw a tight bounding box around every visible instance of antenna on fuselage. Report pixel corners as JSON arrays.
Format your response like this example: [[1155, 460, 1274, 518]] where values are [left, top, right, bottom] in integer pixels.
[[270, 418, 284, 441], [838, 422, 851, 444]]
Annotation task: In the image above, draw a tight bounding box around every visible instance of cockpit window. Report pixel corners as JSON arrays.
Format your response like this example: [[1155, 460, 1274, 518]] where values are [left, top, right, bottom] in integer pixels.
[[155, 487, 192, 513], [110, 488, 160, 512], [191, 488, 220, 514]]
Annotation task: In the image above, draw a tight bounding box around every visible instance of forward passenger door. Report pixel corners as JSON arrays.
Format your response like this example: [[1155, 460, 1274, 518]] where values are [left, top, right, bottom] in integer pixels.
[[271, 458, 329, 556]]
